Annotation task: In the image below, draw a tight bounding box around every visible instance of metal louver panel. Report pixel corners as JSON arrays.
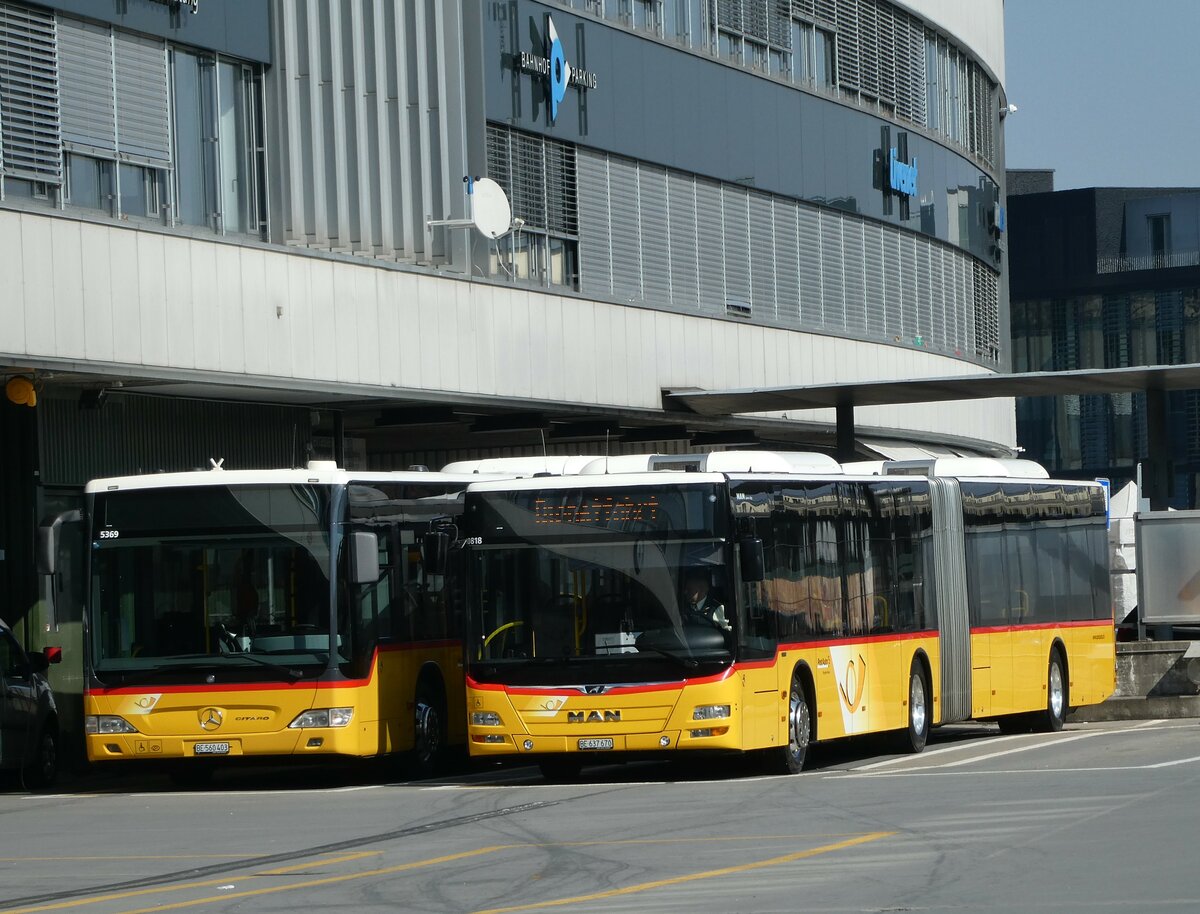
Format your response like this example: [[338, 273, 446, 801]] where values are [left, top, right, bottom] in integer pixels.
[[57, 17, 115, 156], [114, 30, 170, 166], [819, 209, 845, 330], [544, 137, 577, 236], [773, 199, 801, 323], [607, 155, 642, 304], [770, 0, 791, 48], [748, 192, 776, 320], [0, 1, 61, 181], [638, 164, 671, 308], [834, 0, 859, 90], [694, 177, 725, 314], [666, 171, 699, 310], [972, 261, 999, 360], [915, 235, 934, 344], [877, 1, 897, 105], [576, 147, 613, 296], [722, 185, 751, 314], [485, 125, 511, 198], [797, 204, 823, 327], [716, 0, 743, 32], [510, 130, 546, 228], [897, 230, 918, 340], [744, 0, 769, 41], [812, 0, 836, 27], [856, 0, 878, 99], [842, 218, 866, 334], [862, 221, 885, 338]]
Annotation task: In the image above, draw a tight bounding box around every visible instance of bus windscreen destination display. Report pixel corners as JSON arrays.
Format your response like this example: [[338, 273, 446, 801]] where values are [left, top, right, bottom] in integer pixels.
[[533, 494, 661, 526], [476, 484, 724, 540]]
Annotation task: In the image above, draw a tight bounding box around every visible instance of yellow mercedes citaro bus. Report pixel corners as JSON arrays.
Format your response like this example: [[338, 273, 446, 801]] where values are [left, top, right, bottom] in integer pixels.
[[82, 462, 485, 785], [459, 452, 1115, 779]]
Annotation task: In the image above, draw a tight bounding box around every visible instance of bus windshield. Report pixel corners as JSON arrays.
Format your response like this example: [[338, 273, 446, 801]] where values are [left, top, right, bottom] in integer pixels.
[[89, 484, 335, 685], [464, 484, 733, 684]]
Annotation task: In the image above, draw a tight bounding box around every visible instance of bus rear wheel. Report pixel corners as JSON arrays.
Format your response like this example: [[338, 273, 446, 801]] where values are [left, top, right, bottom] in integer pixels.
[[1033, 652, 1067, 733], [896, 664, 930, 754], [772, 671, 811, 774]]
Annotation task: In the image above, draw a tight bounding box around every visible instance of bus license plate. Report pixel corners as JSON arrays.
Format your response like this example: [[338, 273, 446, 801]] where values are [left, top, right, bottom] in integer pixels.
[[577, 738, 613, 750], [194, 742, 230, 755]]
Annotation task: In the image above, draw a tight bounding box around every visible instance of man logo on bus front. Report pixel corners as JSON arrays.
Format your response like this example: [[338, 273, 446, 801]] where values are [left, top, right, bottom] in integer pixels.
[[198, 708, 224, 732]]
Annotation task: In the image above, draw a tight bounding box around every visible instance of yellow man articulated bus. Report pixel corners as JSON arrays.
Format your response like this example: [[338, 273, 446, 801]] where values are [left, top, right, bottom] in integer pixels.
[[80, 461, 493, 784], [458, 452, 1116, 779]]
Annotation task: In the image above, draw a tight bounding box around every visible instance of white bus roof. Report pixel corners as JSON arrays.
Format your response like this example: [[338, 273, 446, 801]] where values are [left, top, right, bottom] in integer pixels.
[[85, 461, 503, 494], [440, 455, 602, 476]]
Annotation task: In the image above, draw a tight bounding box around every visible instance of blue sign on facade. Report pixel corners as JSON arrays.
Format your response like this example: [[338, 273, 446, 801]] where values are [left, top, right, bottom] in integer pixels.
[[888, 148, 918, 197], [519, 14, 598, 124]]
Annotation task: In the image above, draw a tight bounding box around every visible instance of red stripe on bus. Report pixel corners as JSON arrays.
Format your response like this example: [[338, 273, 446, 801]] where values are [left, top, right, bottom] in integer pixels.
[[970, 620, 1111, 635]]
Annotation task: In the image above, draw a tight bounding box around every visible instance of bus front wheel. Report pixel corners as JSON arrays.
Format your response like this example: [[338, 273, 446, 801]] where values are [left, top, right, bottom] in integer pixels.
[[772, 671, 811, 774]]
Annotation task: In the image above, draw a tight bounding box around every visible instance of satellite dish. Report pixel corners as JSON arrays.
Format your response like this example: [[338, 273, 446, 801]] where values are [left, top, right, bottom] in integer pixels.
[[471, 178, 512, 239]]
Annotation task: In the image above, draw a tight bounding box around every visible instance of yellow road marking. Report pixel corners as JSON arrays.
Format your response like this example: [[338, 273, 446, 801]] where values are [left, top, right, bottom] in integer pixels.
[[3, 832, 894, 914], [0, 852, 381, 914], [471, 831, 895, 914], [106, 847, 516, 914]]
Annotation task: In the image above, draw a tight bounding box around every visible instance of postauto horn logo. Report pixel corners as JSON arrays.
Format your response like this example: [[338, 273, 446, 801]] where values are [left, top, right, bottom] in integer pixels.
[[519, 14, 598, 123]]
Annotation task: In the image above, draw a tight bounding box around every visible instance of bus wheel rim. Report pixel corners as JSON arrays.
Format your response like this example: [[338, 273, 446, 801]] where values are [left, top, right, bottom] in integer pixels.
[[910, 673, 926, 735], [790, 684, 809, 757], [1049, 662, 1064, 719], [415, 702, 440, 761]]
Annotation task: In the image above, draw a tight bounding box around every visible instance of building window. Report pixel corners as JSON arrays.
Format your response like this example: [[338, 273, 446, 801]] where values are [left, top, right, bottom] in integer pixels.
[[485, 124, 580, 290], [170, 48, 265, 235], [66, 153, 113, 212], [1149, 214, 1171, 266]]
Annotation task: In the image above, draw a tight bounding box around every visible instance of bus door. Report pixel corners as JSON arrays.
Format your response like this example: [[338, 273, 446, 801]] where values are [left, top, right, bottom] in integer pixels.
[[928, 478, 972, 724]]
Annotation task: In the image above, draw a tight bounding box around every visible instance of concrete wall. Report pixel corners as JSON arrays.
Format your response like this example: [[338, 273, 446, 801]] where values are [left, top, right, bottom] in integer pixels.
[[0, 207, 1016, 447]]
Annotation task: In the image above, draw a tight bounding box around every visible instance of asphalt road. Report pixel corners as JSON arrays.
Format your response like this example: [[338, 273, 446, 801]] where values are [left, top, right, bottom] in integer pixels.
[[2, 720, 1198, 914]]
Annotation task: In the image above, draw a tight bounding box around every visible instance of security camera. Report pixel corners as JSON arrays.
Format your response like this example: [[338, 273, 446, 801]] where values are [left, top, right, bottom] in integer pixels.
[[999, 103, 1018, 118]]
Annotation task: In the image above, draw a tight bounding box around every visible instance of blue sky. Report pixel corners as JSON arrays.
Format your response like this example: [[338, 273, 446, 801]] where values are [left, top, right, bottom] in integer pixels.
[[1004, 0, 1200, 190]]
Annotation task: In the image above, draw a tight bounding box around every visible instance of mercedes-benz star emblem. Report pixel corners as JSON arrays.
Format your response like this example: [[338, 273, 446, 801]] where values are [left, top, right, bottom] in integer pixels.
[[198, 708, 224, 732]]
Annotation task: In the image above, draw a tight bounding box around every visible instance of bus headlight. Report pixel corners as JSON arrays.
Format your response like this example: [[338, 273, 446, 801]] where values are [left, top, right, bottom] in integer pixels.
[[692, 705, 731, 720], [289, 708, 354, 729], [471, 711, 503, 726], [85, 715, 138, 735]]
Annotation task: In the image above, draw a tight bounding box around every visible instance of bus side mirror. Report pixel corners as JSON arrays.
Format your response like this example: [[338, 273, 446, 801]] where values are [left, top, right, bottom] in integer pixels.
[[422, 531, 451, 576], [350, 531, 380, 584], [739, 536, 765, 583]]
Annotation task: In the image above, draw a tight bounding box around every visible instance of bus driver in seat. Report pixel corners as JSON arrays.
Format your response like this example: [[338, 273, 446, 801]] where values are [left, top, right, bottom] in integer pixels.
[[682, 568, 731, 631]]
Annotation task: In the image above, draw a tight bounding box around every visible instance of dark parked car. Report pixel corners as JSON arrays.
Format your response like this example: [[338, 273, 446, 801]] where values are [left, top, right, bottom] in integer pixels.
[[0, 618, 62, 789]]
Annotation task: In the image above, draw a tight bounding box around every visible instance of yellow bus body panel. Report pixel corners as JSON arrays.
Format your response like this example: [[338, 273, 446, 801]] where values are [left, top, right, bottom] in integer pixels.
[[85, 642, 465, 763], [467, 623, 1114, 760]]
